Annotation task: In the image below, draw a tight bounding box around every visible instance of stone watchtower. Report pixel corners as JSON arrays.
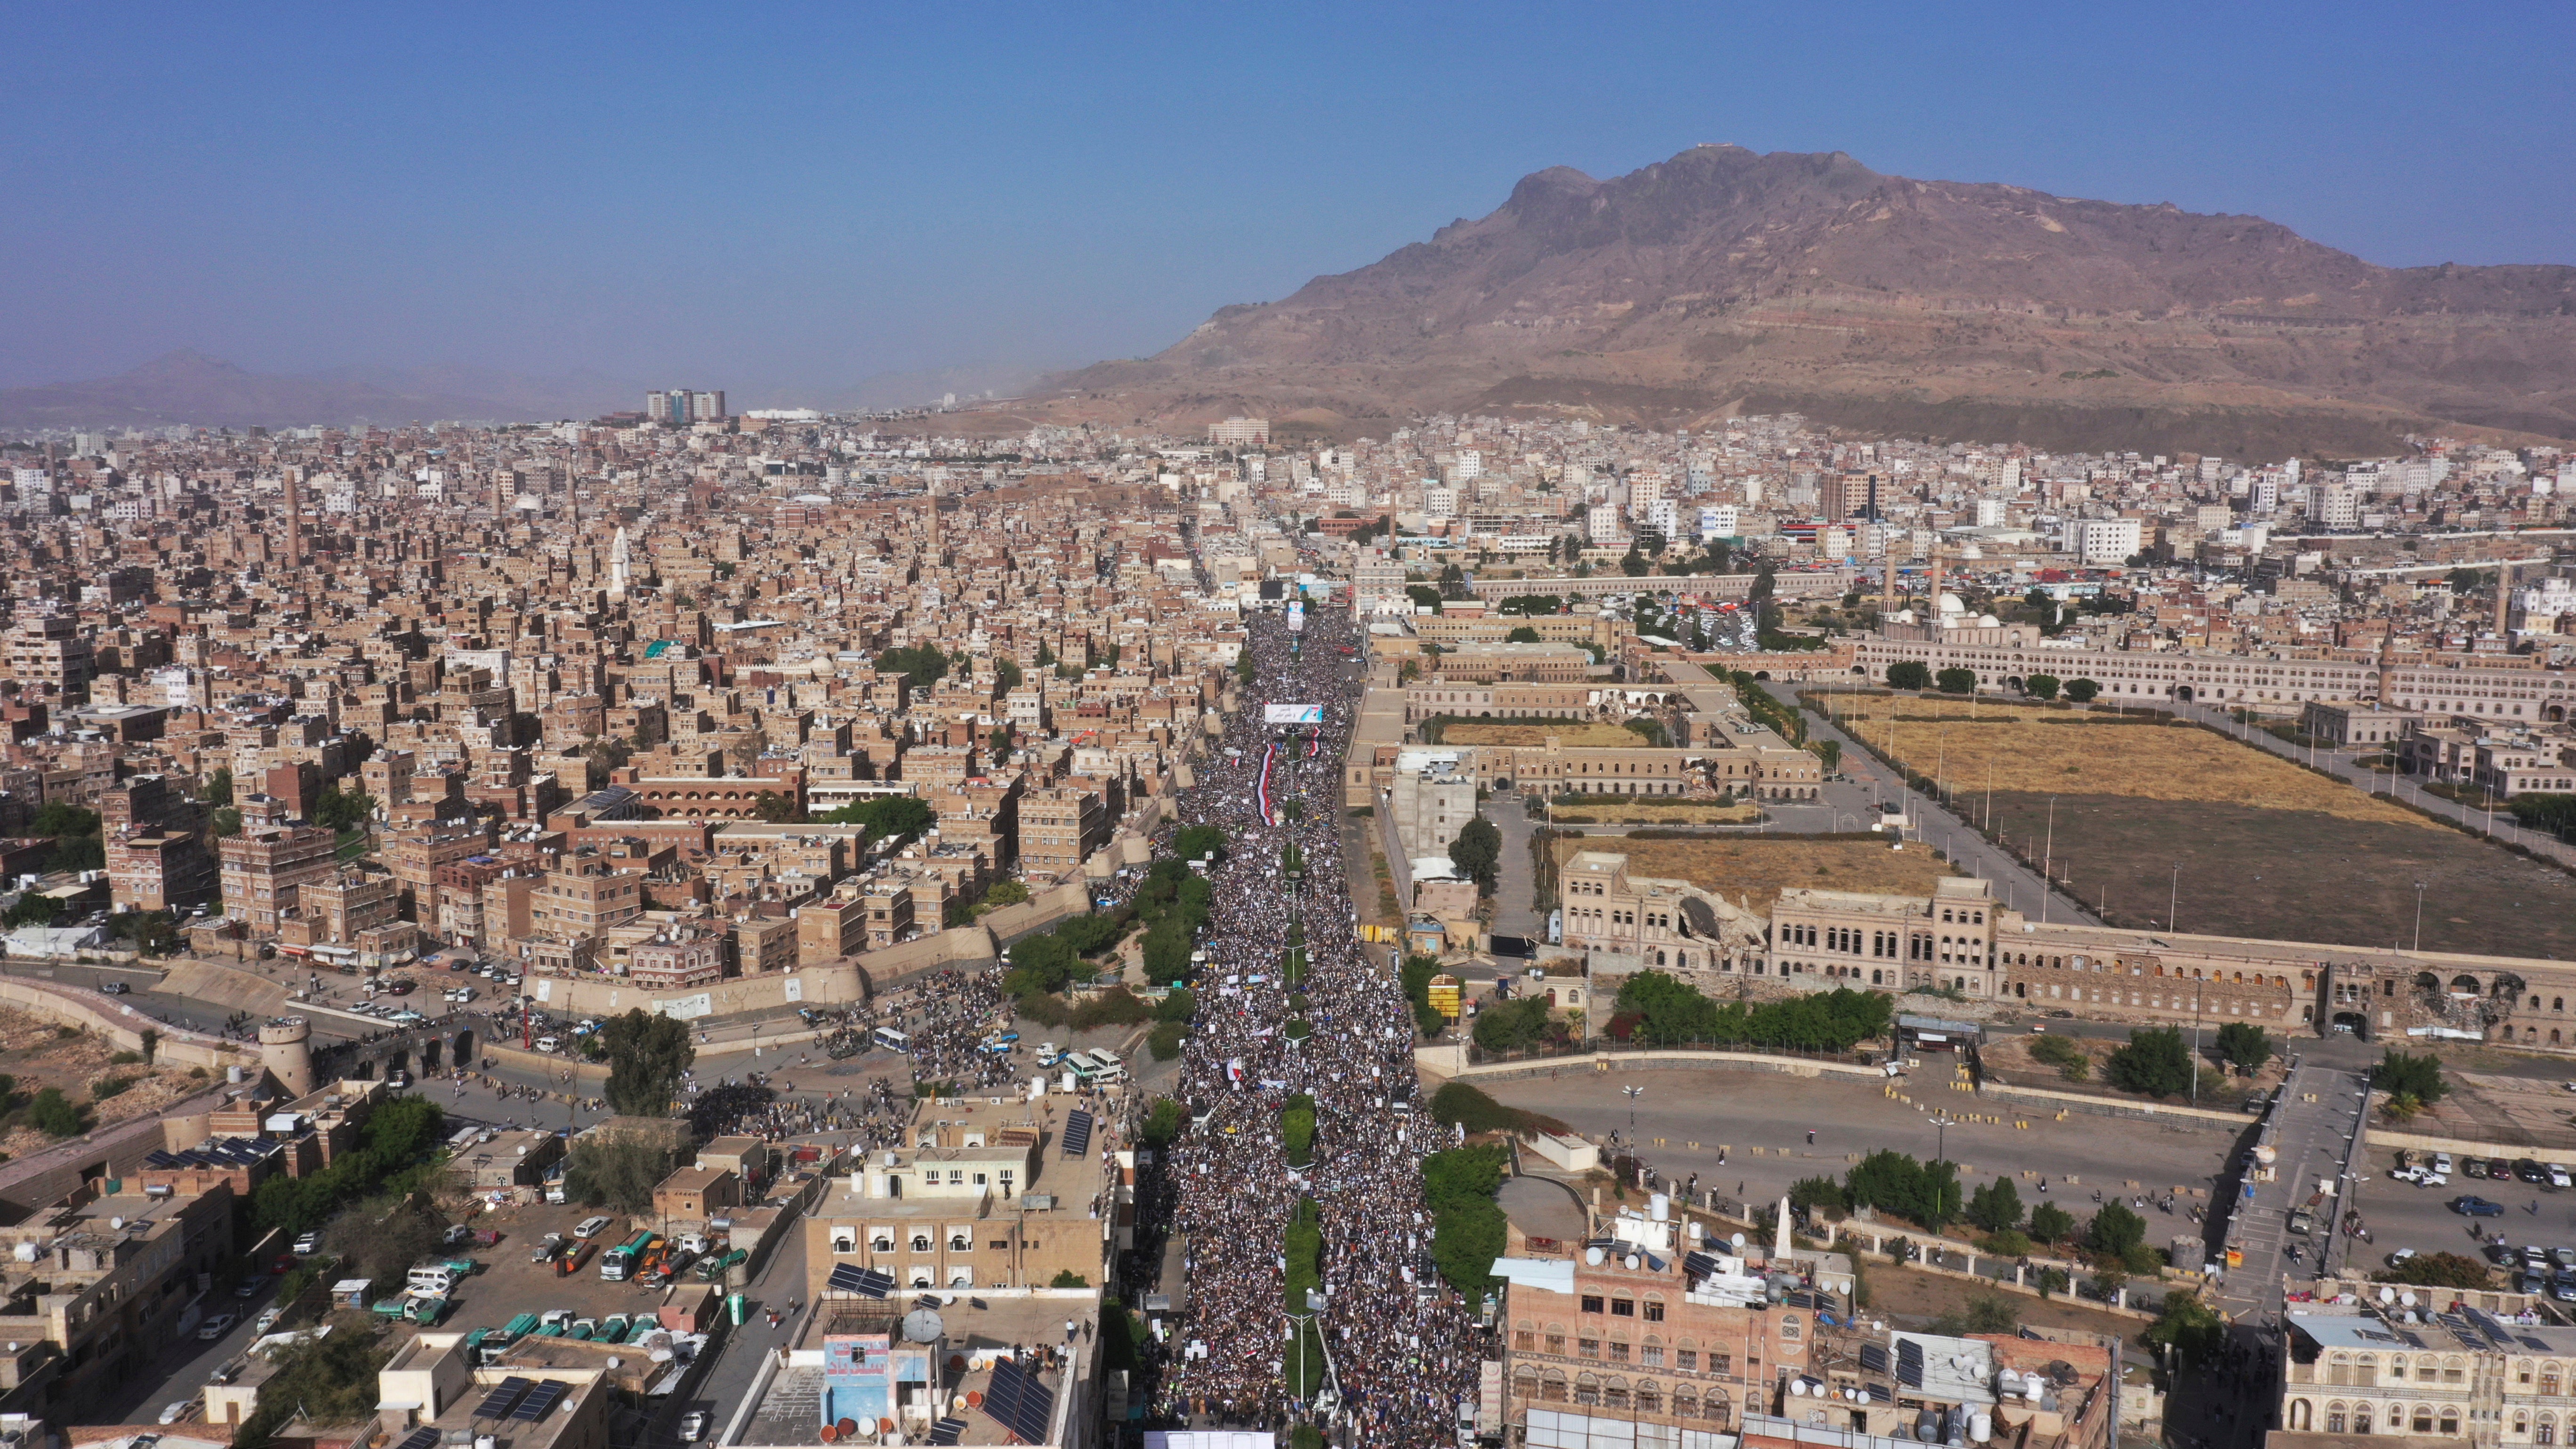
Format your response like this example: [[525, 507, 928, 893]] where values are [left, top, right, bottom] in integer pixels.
[[258, 1018, 314, 1099]]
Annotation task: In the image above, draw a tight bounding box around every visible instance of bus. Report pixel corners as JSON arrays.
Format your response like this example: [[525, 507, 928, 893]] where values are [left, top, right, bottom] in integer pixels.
[[1070, 1050, 1126, 1086], [600, 1231, 656, 1282], [871, 1026, 910, 1054]]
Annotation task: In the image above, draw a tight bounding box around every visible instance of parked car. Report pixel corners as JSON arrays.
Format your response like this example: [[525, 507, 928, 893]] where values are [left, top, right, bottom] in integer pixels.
[[443, 1224, 476, 1248], [384, 980, 414, 996], [532, 1233, 565, 1264], [159, 1403, 195, 1425], [2386, 1248, 2419, 1270], [2435, 1153, 2457, 1175], [2553, 1165, 2574, 1190], [100, 982, 130, 995], [2454, 1195, 2508, 1217], [293, 1232, 320, 1255], [574, 1216, 612, 1239], [2518, 1159, 2552, 1184], [680, 1412, 708, 1441], [2419, 1172, 2451, 1188], [2487, 1158, 2515, 1180], [233, 1280, 261, 1298], [198, 1312, 237, 1340]]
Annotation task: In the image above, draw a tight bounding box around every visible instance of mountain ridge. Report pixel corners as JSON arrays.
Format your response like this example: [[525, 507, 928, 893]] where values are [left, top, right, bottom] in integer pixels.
[[1033, 145, 2576, 454]]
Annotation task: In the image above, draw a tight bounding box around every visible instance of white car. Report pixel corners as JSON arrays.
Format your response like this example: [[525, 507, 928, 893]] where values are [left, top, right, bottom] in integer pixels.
[[2434, 1153, 2457, 1175], [197, 1312, 236, 1341], [292, 1232, 320, 1255], [254, 1307, 283, 1335], [2418, 1172, 2451, 1188], [574, 1216, 613, 1239], [2552, 1165, 2573, 1189], [159, 1403, 195, 1425], [2386, 1248, 2418, 1269], [680, 1412, 708, 1441]]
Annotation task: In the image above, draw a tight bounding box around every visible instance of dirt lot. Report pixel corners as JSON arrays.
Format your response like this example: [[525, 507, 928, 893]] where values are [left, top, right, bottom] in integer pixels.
[[1445, 722, 1652, 748], [1551, 802, 1766, 825], [0, 1006, 209, 1159], [1818, 702, 2576, 956], [1557, 835, 1959, 916], [1824, 706, 2427, 826], [1982, 791, 2576, 956]]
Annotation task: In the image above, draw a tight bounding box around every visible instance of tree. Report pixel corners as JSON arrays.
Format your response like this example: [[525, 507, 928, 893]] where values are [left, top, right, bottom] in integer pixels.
[[1423, 1144, 1510, 1296], [1406, 584, 1444, 614], [2376, 1251, 2491, 1290], [2063, 677, 2101, 703], [750, 790, 805, 824], [1812, 739, 1842, 773], [1619, 547, 1650, 578], [875, 644, 950, 689], [1935, 667, 1978, 695], [27, 1087, 82, 1137], [205, 766, 234, 807], [2029, 1202, 2076, 1244], [213, 806, 243, 838], [1965, 1177, 2024, 1234], [325, 1191, 449, 1289], [2372, 1049, 2449, 1106], [1235, 651, 1256, 685], [2214, 1022, 2272, 1073], [310, 782, 377, 831], [564, 1135, 680, 1213], [2105, 1025, 2196, 1098], [2142, 1291, 2228, 1368], [1172, 824, 1227, 862], [1886, 661, 1932, 691], [1789, 1175, 1850, 1216], [1473, 997, 1554, 1052], [601, 1010, 695, 1117], [2024, 674, 2061, 700], [1034, 641, 1055, 668], [2087, 1200, 2148, 1260], [994, 656, 1024, 692], [820, 794, 935, 845], [1506, 626, 1541, 644], [1449, 817, 1502, 895]]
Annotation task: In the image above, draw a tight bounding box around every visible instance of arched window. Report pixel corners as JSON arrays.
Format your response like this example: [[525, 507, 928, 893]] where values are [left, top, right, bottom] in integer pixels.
[[2326, 1405, 2347, 1434], [1574, 1374, 1602, 1407], [2353, 1406, 2373, 1434], [2413, 1406, 2433, 1433], [1705, 1390, 1732, 1427], [910, 1232, 931, 1252], [2519, 1415, 2535, 1443]]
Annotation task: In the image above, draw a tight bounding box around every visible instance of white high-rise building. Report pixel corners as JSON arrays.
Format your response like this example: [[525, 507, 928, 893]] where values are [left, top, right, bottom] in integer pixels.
[[2060, 517, 2142, 564]]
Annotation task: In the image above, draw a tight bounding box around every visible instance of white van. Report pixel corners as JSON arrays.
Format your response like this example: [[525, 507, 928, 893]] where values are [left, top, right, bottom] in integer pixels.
[[406, 1265, 458, 1296]]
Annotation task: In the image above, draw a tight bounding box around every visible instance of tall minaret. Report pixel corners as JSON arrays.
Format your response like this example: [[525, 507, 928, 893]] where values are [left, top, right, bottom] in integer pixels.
[[609, 525, 631, 600], [924, 477, 941, 563], [2495, 562, 2515, 638]]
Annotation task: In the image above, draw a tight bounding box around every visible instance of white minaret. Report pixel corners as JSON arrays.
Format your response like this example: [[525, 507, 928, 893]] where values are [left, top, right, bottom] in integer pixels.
[[609, 525, 631, 600], [1774, 1195, 1793, 1258]]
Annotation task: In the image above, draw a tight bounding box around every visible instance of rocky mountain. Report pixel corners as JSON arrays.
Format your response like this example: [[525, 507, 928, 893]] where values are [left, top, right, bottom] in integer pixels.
[[1041, 145, 2576, 455], [0, 350, 639, 430]]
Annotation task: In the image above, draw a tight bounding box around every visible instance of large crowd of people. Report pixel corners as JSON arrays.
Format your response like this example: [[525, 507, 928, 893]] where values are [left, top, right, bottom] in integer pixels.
[[1150, 605, 1478, 1445]]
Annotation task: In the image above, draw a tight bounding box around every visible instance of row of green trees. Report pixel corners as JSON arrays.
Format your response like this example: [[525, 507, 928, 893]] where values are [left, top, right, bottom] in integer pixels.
[[1883, 661, 2101, 702], [1794, 1153, 2159, 1272], [1424, 1143, 1510, 1296], [250, 1095, 449, 1236], [1614, 973, 1894, 1052]]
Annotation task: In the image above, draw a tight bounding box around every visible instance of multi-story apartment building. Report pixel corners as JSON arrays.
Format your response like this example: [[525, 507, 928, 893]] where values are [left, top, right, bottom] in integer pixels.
[[5, 615, 93, 701], [2276, 1305, 2576, 1445], [527, 854, 645, 949], [1020, 785, 1107, 879], [1388, 749, 1478, 859], [217, 797, 338, 933], [628, 926, 724, 989], [805, 1105, 1111, 1297], [106, 827, 217, 912]]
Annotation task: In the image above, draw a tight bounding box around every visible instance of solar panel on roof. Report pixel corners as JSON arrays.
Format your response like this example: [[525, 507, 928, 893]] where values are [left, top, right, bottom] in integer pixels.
[[982, 1359, 1055, 1443], [927, 1418, 968, 1446], [2525, 1336, 2555, 1352], [1683, 1251, 1721, 1279], [827, 1264, 894, 1298], [1859, 1343, 1890, 1373], [475, 1377, 533, 1420], [394, 1427, 441, 1449], [1896, 1340, 1924, 1389], [513, 1382, 568, 1421], [1061, 1110, 1094, 1158]]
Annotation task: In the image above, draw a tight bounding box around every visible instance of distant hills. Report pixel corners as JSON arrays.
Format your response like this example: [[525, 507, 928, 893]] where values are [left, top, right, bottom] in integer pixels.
[[1036, 145, 2576, 456], [0, 351, 640, 431]]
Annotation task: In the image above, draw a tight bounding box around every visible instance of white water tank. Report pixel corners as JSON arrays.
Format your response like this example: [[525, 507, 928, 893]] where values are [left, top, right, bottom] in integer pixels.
[[1650, 1193, 1670, 1221], [1972, 1412, 1993, 1442]]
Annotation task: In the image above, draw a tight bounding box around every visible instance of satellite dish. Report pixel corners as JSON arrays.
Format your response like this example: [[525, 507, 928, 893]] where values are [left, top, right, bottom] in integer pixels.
[[902, 1308, 945, 1343], [1791, 1381, 1809, 1397], [1731, 1233, 1747, 1250], [2400, 1291, 2418, 1308], [2378, 1287, 2396, 1305]]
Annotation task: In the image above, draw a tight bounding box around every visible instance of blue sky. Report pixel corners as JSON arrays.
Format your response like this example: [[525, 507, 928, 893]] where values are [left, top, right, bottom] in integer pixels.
[[5, 0, 2570, 401]]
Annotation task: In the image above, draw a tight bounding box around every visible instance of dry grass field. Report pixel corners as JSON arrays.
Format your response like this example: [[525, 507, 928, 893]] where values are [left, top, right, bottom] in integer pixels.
[[1444, 722, 1650, 748], [1817, 700, 2576, 956], [0, 1006, 207, 1159], [1551, 801, 1765, 825], [1558, 835, 1959, 915], [1822, 704, 2431, 827]]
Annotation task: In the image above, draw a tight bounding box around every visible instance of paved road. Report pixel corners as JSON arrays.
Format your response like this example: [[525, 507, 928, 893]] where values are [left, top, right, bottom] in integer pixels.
[[2210, 1042, 2375, 1320], [1768, 681, 2102, 926], [687, 1214, 811, 1449], [1483, 792, 1545, 940]]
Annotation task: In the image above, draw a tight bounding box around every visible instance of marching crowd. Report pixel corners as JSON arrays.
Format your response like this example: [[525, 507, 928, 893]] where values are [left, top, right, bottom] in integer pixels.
[[1152, 606, 1478, 1445]]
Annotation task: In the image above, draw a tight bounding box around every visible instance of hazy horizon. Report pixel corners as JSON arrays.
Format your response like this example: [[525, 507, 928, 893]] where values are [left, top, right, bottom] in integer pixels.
[[7, 0, 2571, 403]]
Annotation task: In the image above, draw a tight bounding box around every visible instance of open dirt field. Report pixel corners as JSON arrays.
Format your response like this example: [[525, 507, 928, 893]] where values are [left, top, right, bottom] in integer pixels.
[[1559, 835, 1959, 915], [1981, 791, 2576, 956], [1812, 702, 2576, 955], [1551, 802, 1766, 825], [1823, 706, 2431, 827], [0, 1006, 209, 1159], [1444, 722, 1651, 748]]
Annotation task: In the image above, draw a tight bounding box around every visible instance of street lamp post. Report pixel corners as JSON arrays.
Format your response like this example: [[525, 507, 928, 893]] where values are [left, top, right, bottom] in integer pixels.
[[2169, 863, 2181, 935], [2413, 881, 2429, 954], [2190, 978, 2204, 1107], [1623, 1085, 1643, 1149]]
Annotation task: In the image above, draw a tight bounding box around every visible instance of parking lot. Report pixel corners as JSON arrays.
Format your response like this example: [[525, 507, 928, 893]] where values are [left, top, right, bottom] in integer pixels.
[[2343, 1144, 2576, 1298]]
